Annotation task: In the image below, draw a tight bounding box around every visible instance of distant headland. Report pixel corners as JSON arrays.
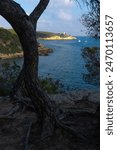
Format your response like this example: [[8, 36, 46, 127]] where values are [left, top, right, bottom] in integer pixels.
[[0, 28, 76, 59], [37, 31, 77, 40]]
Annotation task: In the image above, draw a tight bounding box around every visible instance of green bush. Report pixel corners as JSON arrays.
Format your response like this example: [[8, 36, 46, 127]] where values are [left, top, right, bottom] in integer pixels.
[[81, 47, 100, 85], [0, 61, 20, 96], [39, 74, 64, 94], [0, 62, 64, 96], [0, 28, 22, 54]]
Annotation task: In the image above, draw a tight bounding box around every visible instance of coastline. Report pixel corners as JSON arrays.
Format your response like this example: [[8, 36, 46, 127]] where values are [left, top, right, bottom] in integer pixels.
[[0, 28, 76, 59], [0, 36, 76, 59], [38, 36, 77, 40], [0, 52, 23, 59], [0, 43, 53, 59]]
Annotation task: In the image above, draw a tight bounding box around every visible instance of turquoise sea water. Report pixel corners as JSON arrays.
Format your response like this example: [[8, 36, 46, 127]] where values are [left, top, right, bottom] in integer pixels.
[[39, 36, 100, 90], [1, 36, 100, 91]]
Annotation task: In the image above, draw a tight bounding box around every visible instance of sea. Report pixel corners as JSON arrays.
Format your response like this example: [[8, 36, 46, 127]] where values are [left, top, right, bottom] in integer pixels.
[[2, 36, 100, 91], [38, 36, 100, 91]]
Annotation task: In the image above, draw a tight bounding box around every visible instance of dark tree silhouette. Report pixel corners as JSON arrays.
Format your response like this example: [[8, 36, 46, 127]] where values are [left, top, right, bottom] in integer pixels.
[[82, 47, 100, 85], [0, 0, 57, 137], [80, 0, 100, 37]]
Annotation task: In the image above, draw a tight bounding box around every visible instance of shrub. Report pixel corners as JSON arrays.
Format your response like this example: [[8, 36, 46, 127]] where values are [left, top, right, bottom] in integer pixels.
[[81, 47, 100, 85], [0, 61, 20, 96], [0, 62, 64, 96], [39, 74, 64, 94]]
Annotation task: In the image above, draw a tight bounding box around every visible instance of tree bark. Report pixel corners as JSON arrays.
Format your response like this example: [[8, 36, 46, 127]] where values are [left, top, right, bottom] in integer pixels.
[[0, 0, 55, 137]]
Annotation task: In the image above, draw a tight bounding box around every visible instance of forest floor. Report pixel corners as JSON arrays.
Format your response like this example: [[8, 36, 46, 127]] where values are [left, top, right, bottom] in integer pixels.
[[0, 90, 100, 150]]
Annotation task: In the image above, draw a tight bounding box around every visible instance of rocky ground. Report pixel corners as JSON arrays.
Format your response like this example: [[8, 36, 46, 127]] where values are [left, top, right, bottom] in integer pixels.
[[0, 90, 100, 150], [38, 43, 53, 56]]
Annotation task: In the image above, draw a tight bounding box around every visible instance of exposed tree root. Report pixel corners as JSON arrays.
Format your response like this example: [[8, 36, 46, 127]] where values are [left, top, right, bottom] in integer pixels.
[[24, 122, 33, 150]]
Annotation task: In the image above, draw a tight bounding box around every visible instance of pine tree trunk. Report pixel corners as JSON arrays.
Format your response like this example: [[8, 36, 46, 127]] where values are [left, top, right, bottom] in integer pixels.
[[0, 0, 55, 137], [17, 23, 55, 136], [10, 17, 56, 137]]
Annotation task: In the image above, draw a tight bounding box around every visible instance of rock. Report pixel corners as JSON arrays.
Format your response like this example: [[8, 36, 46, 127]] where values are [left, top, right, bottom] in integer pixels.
[[38, 43, 53, 56], [0, 90, 100, 150], [50, 90, 99, 106]]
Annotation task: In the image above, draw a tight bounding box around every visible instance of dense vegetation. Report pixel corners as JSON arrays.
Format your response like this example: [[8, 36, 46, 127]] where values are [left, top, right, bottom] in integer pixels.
[[0, 28, 22, 54], [82, 47, 100, 85], [81, 0, 100, 37], [36, 31, 71, 38]]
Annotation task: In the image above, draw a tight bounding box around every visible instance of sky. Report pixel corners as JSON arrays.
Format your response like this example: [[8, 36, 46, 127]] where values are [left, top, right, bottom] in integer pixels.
[[0, 0, 88, 36]]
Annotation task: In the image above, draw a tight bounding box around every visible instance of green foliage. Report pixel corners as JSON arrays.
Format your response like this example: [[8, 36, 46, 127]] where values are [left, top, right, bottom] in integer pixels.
[[81, 47, 100, 85], [0, 61, 21, 96], [36, 31, 55, 38], [36, 31, 70, 38], [39, 74, 64, 94], [0, 28, 22, 54], [0, 62, 64, 96], [82, 47, 100, 59], [79, 0, 100, 37]]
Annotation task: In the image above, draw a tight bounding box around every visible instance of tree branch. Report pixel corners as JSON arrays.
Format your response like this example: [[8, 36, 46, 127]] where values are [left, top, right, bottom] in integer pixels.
[[0, 0, 27, 23], [0, 0, 27, 32], [30, 0, 50, 25]]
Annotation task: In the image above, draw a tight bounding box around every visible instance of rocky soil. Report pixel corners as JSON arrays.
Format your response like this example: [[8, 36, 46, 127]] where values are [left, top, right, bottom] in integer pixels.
[[0, 90, 100, 150]]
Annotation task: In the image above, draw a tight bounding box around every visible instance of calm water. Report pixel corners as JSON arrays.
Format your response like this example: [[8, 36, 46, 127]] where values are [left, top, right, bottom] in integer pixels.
[[2, 36, 100, 91], [39, 36, 100, 90]]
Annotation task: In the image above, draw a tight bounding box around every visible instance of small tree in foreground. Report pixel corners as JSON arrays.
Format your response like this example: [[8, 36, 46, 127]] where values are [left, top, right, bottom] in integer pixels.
[[0, 0, 56, 137]]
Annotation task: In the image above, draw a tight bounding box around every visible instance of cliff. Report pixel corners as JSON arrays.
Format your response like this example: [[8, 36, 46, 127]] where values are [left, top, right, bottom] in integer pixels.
[[0, 28, 53, 59]]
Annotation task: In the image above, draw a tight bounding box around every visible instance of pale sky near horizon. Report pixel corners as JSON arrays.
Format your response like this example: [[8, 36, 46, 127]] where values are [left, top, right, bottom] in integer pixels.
[[0, 0, 88, 36]]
